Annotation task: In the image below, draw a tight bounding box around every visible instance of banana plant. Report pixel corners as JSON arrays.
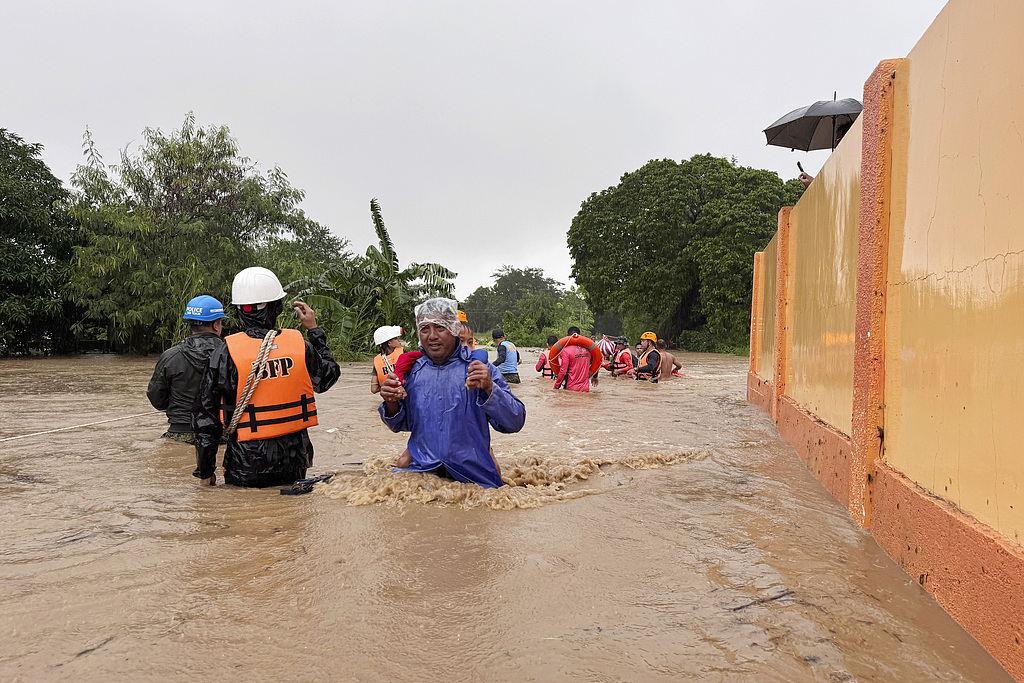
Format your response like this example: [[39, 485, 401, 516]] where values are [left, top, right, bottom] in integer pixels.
[[289, 198, 456, 359]]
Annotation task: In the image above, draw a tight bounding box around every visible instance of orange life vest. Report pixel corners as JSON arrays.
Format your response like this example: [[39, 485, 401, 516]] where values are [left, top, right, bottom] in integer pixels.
[[635, 348, 661, 382], [373, 346, 405, 385], [225, 329, 317, 441]]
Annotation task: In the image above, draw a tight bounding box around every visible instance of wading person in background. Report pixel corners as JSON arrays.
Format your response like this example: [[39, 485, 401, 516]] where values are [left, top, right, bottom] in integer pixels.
[[603, 336, 633, 378], [492, 328, 521, 384], [147, 295, 228, 444], [628, 332, 662, 383], [192, 267, 340, 487], [656, 339, 682, 380], [380, 298, 525, 488], [370, 325, 404, 395], [536, 334, 558, 379], [553, 326, 594, 393]]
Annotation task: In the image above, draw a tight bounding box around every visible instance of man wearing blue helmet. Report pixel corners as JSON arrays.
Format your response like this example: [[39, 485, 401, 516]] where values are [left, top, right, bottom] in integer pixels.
[[147, 295, 228, 443]]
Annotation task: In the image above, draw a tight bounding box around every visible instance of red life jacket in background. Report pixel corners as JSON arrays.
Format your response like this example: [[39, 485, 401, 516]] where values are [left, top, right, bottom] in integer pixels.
[[538, 350, 555, 378], [607, 349, 633, 374], [225, 329, 317, 441]]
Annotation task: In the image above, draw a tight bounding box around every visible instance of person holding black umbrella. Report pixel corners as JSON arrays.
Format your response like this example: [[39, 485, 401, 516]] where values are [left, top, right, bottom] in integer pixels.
[[764, 94, 860, 188]]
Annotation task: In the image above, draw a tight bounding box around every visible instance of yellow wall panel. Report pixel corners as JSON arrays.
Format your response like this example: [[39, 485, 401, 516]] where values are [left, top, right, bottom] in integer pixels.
[[884, 0, 1024, 544], [758, 235, 777, 378], [785, 120, 862, 435]]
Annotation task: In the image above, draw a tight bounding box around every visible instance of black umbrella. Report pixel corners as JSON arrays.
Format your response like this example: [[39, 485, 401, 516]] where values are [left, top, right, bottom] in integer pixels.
[[763, 96, 862, 151]]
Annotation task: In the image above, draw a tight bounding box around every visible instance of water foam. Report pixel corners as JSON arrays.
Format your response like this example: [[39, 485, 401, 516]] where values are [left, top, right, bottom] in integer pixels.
[[317, 449, 707, 509]]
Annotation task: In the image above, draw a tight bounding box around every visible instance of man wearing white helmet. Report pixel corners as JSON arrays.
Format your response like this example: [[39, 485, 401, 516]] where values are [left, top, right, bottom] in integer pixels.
[[370, 325, 404, 395], [378, 297, 525, 488], [192, 267, 341, 487]]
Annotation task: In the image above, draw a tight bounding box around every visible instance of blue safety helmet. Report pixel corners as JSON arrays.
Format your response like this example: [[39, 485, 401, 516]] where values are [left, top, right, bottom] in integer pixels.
[[183, 295, 228, 322]]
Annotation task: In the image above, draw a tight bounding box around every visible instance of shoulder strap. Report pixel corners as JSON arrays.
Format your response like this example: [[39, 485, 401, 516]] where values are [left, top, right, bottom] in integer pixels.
[[226, 329, 278, 436]]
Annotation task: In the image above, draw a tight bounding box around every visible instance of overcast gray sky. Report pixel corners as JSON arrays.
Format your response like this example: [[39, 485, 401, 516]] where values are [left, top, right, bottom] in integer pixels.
[[3, 0, 946, 299]]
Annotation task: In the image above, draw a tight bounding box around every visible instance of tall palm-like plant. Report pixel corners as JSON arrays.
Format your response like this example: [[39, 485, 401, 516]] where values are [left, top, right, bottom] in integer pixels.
[[364, 198, 455, 324], [289, 198, 456, 359]]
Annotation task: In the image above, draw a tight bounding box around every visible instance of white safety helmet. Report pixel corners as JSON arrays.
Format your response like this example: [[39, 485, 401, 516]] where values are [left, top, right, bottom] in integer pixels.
[[373, 325, 403, 346], [231, 267, 286, 305]]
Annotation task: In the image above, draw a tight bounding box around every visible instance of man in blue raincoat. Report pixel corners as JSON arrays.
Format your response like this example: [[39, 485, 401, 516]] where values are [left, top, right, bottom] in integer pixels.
[[379, 298, 526, 488]]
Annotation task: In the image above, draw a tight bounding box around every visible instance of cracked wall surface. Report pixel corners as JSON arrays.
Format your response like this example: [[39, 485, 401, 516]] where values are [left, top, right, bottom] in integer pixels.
[[749, 3, 1024, 675], [785, 118, 862, 436], [884, 0, 1024, 544]]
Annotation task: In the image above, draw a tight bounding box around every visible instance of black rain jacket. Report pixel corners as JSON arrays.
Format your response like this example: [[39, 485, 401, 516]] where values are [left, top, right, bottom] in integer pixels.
[[147, 333, 226, 432], [192, 325, 340, 487]]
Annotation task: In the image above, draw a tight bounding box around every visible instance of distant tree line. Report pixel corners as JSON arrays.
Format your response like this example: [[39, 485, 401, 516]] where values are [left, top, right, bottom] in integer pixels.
[[0, 128, 79, 355], [462, 266, 601, 347], [567, 154, 804, 353], [2, 124, 801, 359], [0, 116, 453, 359]]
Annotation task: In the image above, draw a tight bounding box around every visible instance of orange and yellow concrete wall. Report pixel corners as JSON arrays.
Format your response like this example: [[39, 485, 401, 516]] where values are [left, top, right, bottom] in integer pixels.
[[748, 0, 1024, 678]]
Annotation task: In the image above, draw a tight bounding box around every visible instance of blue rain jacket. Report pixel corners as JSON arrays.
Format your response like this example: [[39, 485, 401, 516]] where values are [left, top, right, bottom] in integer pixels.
[[379, 344, 526, 488]]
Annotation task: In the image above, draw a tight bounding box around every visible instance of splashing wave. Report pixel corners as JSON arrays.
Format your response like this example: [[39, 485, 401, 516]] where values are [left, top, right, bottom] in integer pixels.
[[317, 449, 707, 509]]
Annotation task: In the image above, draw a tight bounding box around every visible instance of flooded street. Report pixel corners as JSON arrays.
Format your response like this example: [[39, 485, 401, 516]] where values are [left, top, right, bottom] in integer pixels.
[[0, 351, 1012, 682]]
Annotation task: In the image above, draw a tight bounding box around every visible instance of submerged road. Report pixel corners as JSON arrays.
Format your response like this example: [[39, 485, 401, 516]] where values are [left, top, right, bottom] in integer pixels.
[[0, 351, 1012, 682]]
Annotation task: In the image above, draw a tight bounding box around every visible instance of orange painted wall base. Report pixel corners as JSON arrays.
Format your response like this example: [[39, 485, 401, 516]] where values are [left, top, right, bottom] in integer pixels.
[[746, 371, 772, 415], [871, 461, 1024, 681], [776, 395, 854, 511]]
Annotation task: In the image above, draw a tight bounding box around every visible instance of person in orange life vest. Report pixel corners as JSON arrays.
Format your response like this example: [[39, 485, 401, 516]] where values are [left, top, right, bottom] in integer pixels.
[[602, 336, 634, 377], [458, 310, 476, 349], [192, 267, 340, 487], [370, 325, 404, 395], [536, 334, 558, 378], [376, 321, 410, 467], [627, 331, 662, 383]]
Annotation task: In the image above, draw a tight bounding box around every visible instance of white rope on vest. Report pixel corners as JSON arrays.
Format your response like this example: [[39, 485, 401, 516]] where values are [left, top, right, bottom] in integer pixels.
[[226, 329, 278, 437]]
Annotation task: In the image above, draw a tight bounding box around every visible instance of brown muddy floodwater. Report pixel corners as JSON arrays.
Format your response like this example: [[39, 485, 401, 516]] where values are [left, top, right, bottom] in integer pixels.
[[0, 351, 1013, 682]]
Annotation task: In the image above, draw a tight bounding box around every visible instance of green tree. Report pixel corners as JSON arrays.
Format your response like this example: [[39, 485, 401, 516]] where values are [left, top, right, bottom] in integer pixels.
[[289, 198, 456, 360], [592, 310, 624, 337], [567, 154, 803, 352], [463, 264, 595, 347], [0, 128, 81, 355], [554, 287, 595, 335], [498, 290, 561, 346], [501, 285, 595, 347], [68, 115, 347, 353], [462, 265, 563, 332]]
